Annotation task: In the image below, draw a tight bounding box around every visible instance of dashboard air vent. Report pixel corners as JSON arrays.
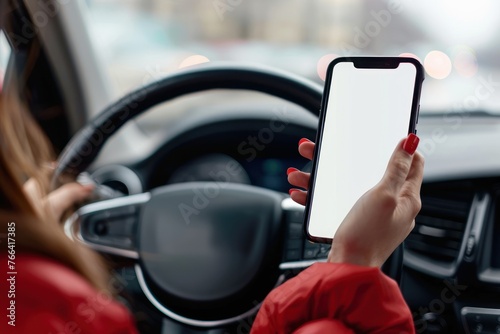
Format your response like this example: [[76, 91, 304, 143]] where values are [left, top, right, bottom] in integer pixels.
[[406, 185, 473, 264]]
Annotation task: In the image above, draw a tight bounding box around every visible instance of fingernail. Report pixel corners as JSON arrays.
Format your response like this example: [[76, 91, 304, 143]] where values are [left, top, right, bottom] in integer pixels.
[[403, 133, 419, 155], [44, 161, 57, 170], [287, 167, 299, 175], [299, 138, 311, 146], [289, 189, 298, 196]]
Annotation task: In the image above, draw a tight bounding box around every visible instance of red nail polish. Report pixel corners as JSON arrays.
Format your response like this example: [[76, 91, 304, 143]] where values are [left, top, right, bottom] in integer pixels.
[[289, 189, 300, 196], [287, 167, 298, 175], [299, 138, 310, 146], [403, 133, 419, 155]]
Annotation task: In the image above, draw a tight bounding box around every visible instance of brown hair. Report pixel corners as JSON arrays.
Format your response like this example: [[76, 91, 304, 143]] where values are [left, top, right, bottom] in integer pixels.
[[0, 91, 110, 292]]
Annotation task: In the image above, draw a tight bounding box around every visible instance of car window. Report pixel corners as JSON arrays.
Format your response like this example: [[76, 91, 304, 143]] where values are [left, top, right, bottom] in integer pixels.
[[83, 0, 500, 114], [0, 30, 11, 92]]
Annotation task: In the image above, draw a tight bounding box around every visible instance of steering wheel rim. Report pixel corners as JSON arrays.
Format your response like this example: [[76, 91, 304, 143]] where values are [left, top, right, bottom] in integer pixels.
[[54, 63, 322, 178], [58, 62, 403, 328]]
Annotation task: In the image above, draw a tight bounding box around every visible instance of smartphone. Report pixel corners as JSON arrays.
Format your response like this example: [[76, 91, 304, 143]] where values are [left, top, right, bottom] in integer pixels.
[[304, 56, 424, 243]]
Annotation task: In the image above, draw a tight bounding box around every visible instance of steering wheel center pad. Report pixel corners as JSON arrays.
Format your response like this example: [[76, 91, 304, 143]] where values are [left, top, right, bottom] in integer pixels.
[[139, 182, 284, 301]]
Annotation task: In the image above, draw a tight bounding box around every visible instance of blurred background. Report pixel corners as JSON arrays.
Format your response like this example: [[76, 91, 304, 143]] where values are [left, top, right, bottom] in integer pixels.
[[83, 0, 500, 113], [4, 0, 500, 114]]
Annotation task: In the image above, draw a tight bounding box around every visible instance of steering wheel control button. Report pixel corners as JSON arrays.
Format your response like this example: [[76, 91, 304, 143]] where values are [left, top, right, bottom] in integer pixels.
[[111, 205, 137, 217], [317, 244, 331, 258], [94, 221, 109, 236], [107, 217, 136, 236], [462, 307, 500, 334], [303, 241, 320, 259], [465, 235, 476, 261], [81, 205, 139, 250]]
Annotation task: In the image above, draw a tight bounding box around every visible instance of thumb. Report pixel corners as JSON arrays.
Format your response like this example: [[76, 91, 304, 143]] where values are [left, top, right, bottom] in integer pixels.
[[381, 134, 420, 193]]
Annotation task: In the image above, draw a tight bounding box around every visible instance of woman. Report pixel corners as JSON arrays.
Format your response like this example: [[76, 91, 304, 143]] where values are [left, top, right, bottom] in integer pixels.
[[0, 92, 137, 333], [0, 89, 423, 333]]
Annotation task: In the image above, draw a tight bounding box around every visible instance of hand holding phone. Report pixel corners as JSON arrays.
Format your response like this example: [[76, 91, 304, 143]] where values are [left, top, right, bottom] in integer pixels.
[[304, 57, 424, 244], [327, 135, 424, 267], [289, 135, 424, 267]]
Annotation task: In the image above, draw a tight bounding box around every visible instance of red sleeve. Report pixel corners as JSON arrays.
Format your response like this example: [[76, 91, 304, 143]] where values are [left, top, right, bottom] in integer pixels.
[[251, 262, 415, 334], [0, 253, 138, 334]]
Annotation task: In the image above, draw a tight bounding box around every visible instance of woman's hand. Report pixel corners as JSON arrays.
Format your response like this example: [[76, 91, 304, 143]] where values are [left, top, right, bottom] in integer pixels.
[[24, 177, 94, 222], [287, 134, 424, 267], [287, 138, 315, 205]]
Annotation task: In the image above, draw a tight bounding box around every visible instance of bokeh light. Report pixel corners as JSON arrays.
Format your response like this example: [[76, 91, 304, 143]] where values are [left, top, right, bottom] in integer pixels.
[[179, 55, 210, 69], [317, 54, 338, 81], [424, 51, 452, 79]]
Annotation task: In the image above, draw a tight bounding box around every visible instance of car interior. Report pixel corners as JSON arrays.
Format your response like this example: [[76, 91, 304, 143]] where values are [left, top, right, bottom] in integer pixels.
[[2, 0, 500, 333]]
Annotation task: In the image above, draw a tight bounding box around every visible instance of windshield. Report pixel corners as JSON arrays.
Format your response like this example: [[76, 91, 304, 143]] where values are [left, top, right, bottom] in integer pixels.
[[83, 0, 500, 114]]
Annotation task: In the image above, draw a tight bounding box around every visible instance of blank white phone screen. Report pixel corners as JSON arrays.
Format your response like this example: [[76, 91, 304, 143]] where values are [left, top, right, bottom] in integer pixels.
[[308, 62, 417, 240]]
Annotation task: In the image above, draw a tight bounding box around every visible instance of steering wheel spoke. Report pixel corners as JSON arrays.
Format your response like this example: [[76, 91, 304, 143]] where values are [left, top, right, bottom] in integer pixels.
[[279, 197, 329, 271], [64, 193, 151, 259]]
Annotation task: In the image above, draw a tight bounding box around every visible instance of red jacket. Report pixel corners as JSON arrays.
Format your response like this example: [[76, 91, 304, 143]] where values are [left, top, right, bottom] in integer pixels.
[[0, 255, 413, 333], [0, 253, 137, 334], [252, 263, 415, 334]]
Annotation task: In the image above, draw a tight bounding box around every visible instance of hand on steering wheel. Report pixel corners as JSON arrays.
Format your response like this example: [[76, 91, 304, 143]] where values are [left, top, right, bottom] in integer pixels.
[[287, 134, 424, 268], [24, 166, 94, 222]]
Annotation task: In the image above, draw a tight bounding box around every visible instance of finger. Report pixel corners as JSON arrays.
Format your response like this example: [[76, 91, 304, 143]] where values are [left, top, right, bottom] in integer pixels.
[[381, 134, 420, 193], [43, 161, 57, 171], [46, 183, 94, 220], [289, 189, 307, 206], [404, 152, 425, 193], [287, 170, 310, 190], [400, 152, 425, 213], [298, 140, 315, 161]]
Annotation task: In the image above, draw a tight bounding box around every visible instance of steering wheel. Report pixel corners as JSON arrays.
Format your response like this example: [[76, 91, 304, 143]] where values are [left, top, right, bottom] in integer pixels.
[[57, 63, 403, 329]]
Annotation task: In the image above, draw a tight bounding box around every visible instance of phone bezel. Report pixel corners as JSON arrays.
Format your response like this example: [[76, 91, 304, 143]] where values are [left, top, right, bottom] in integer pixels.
[[304, 56, 425, 244]]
